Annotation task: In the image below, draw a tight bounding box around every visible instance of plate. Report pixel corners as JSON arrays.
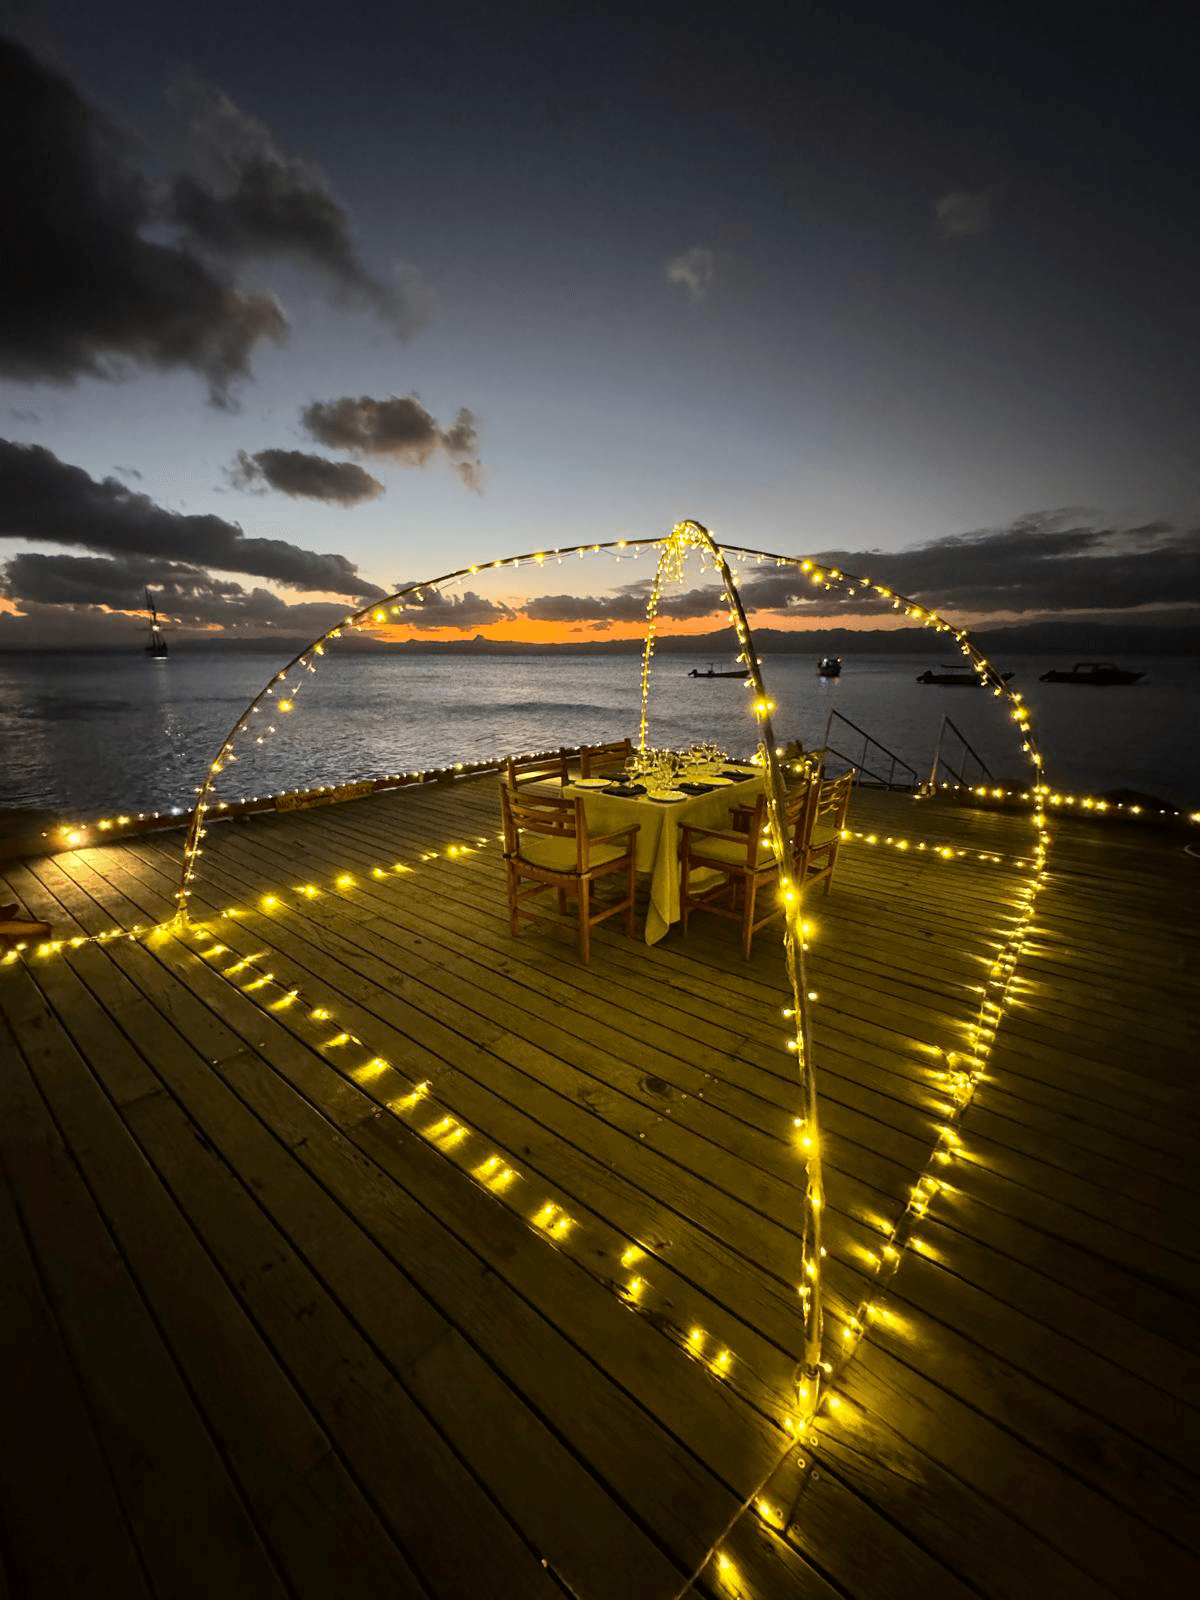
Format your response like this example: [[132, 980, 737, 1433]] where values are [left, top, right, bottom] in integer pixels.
[[573, 777, 614, 788], [647, 789, 687, 802], [700, 775, 735, 786]]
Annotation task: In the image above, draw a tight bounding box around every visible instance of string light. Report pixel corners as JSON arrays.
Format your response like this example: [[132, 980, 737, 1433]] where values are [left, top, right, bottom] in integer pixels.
[[8, 521, 1078, 1581]]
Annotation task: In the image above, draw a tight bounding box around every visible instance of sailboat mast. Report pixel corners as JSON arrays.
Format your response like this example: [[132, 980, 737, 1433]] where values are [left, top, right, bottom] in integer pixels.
[[145, 586, 168, 656]]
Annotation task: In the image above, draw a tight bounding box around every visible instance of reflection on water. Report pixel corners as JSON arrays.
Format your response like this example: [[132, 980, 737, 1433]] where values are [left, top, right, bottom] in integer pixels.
[[0, 648, 1196, 818]]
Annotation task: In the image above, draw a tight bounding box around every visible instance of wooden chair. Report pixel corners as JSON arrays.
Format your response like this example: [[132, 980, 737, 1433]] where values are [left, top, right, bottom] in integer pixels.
[[503, 749, 569, 791], [579, 738, 633, 779], [680, 779, 819, 960], [500, 784, 640, 962], [798, 771, 853, 895]]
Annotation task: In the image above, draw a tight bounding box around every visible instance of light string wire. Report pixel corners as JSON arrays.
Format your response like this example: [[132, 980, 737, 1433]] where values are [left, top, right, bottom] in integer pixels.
[[174, 537, 667, 923], [6, 522, 1052, 1594], [646, 524, 827, 1414]]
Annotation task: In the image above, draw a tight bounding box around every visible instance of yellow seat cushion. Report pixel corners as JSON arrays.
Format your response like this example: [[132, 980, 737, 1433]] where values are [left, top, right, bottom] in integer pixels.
[[687, 832, 775, 867], [520, 836, 628, 872]]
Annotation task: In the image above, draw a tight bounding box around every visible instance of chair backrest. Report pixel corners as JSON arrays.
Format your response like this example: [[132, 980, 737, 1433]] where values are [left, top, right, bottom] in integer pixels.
[[504, 749, 569, 789], [500, 783, 583, 870], [784, 775, 821, 850], [813, 771, 853, 835], [721, 780, 818, 869], [579, 738, 633, 778]]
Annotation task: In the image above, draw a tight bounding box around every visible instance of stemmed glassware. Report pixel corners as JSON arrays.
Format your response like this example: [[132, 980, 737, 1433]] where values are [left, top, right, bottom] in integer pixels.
[[624, 742, 727, 789]]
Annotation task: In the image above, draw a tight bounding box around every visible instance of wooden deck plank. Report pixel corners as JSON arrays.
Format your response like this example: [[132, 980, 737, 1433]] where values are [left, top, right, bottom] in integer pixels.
[[120, 793, 1200, 1356], [236, 795, 1199, 1303], [3, 781, 1196, 1600], [3, 928, 433, 1598], [0, 1015, 291, 1599], [10, 857, 797, 1593], [0, 1028, 154, 1600], [1, 944, 559, 1600], [837, 1339, 1197, 1594]]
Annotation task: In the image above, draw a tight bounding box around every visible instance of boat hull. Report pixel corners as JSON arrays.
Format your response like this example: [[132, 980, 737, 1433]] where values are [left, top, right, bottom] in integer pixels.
[[916, 671, 1013, 685], [1039, 667, 1142, 684]]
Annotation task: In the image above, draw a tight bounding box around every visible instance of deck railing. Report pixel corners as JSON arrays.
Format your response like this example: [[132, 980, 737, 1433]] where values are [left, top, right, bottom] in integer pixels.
[[820, 709, 920, 791], [924, 714, 994, 793]]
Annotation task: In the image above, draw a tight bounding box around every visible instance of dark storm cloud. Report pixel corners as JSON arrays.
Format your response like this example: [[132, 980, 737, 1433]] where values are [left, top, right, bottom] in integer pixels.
[[3, 551, 211, 609], [393, 585, 515, 630], [301, 395, 481, 473], [0, 439, 385, 598], [800, 515, 1200, 617], [170, 80, 430, 339], [0, 548, 355, 644], [712, 515, 1200, 620], [517, 516, 1200, 628], [0, 39, 287, 407], [524, 580, 727, 626], [231, 448, 384, 506]]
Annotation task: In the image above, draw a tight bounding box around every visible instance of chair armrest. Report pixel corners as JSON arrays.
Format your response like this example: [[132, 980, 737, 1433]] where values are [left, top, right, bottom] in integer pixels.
[[588, 825, 640, 846], [680, 825, 743, 847]]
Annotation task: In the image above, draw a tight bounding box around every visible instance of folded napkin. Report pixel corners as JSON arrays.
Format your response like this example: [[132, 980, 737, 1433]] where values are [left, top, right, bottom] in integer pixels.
[[718, 768, 756, 780], [678, 781, 715, 794], [603, 782, 646, 797]]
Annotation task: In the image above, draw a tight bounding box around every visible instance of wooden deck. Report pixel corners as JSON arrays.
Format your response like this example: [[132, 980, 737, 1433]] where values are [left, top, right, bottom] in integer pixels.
[[1, 777, 1197, 1598]]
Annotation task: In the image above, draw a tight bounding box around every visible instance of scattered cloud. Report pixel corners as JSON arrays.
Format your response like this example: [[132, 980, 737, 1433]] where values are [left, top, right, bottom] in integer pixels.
[[741, 514, 1200, 618], [231, 448, 384, 506], [453, 460, 485, 494], [935, 189, 993, 237], [8, 408, 41, 424], [300, 394, 481, 474], [0, 548, 357, 644], [392, 585, 515, 630], [170, 79, 431, 339], [0, 439, 385, 597], [516, 515, 1200, 627], [665, 244, 716, 302], [0, 39, 287, 407]]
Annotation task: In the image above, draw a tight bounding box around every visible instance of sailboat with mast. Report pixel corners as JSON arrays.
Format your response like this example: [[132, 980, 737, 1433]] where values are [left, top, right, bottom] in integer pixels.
[[144, 587, 169, 658]]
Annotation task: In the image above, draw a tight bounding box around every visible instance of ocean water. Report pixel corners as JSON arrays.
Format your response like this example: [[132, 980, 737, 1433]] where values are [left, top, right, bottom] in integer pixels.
[[1, 648, 1196, 824]]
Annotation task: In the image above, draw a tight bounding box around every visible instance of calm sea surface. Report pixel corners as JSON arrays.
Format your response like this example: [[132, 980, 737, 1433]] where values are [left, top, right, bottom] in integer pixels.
[[1, 649, 1196, 823]]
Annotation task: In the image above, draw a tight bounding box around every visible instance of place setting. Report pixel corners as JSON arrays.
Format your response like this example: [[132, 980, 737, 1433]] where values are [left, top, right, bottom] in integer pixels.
[[603, 741, 739, 801]]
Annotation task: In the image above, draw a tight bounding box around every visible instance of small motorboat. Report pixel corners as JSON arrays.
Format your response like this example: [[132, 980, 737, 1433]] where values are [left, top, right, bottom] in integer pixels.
[[688, 664, 750, 678], [817, 656, 842, 678], [916, 665, 1013, 686], [1038, 662, 1143, 685]]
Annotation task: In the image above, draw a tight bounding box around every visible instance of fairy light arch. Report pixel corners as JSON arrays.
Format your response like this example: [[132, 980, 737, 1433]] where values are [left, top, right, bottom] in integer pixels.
[[176, 519, 1050, 1424]]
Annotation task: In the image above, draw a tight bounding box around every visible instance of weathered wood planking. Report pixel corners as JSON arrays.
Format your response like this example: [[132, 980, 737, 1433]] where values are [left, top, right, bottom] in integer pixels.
[[2, 782, 1197, 1600]]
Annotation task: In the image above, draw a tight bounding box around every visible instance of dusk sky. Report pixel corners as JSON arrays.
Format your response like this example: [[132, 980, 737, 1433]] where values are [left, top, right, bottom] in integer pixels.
[[2, 0, 1198, 646]]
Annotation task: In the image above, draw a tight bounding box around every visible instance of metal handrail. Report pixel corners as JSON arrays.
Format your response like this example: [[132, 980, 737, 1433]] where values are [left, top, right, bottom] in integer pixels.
[[821, 709, 920, 791], [925, 715, 993, 792]]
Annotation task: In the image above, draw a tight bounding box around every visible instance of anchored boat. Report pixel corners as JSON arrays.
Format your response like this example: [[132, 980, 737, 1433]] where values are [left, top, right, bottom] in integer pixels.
[[1038, 661, 1143, 685], [144, 586, 169, 658], [917, 664, 1012, 685]]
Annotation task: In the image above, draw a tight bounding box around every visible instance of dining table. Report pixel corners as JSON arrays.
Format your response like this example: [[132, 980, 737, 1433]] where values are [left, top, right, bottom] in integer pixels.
[[560, 766, 765, 944]]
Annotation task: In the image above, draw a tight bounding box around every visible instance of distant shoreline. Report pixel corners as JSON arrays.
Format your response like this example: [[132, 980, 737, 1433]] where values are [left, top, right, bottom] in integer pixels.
[[1, 622, 1197, 658]]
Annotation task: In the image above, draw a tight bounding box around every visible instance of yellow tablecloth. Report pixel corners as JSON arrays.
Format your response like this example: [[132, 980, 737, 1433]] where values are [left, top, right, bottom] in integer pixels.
[[566, 772, 763, 944]]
